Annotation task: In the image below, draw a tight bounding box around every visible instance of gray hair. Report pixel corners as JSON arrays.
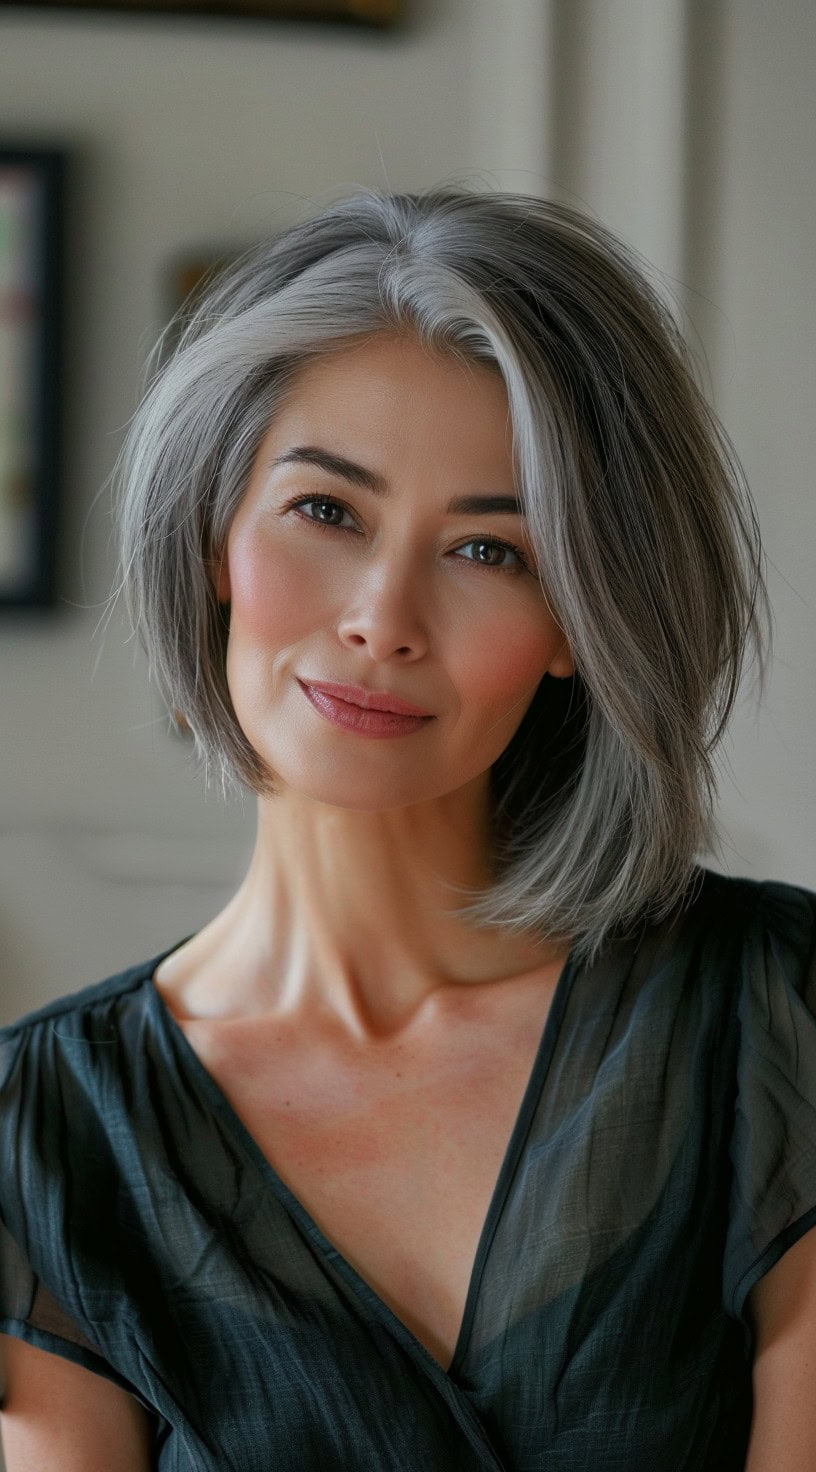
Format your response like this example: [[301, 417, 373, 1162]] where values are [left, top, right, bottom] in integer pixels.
[[108, 185, 772, 966]]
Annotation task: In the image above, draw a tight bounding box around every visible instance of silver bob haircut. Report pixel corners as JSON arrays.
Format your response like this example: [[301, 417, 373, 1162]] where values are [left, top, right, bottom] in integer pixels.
[[110, 186, 771, 967]]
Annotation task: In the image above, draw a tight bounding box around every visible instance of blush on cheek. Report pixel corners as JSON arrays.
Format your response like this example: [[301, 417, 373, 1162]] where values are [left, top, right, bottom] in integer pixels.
[[228, 543, 315, 640], [465, 620, 560, 709]]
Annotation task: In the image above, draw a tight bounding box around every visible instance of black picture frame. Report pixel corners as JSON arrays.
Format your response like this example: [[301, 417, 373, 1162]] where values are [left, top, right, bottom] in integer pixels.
[[0, 0, 402, 25], [0, 147, 65, 611]]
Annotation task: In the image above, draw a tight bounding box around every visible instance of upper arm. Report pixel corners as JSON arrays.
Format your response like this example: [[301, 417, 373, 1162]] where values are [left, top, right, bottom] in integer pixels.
[[744, 1223, 816, 1472], [0, 1333, 152, 1472]]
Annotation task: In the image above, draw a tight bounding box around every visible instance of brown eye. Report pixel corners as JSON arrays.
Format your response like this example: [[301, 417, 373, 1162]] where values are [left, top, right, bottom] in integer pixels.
[[455, 538, 527, 573], [300, 498, 349, 527]]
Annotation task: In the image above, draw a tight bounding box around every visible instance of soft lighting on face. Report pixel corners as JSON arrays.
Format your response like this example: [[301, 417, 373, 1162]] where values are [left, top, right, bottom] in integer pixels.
[[215, 332, 573, 812]]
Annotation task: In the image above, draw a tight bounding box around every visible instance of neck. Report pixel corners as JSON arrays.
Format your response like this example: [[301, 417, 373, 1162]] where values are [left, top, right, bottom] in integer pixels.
[[157, 780, 565, 1040]]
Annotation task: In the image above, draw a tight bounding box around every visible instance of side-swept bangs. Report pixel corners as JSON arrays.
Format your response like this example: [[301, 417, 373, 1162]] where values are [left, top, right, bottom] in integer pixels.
[[108, 186, 771, 965]]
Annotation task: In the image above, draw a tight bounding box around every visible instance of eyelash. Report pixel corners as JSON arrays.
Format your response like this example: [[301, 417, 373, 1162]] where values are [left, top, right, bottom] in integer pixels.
[[282, 495, 530, 576]]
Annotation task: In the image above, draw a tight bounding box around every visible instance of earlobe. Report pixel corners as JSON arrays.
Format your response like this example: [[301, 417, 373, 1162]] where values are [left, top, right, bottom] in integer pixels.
[[549, 643, 575, 679]]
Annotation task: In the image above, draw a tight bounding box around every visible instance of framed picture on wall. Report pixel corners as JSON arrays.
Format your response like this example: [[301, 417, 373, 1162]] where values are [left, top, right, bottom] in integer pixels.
[[0, 0, 402, 25], [0, 148, 65, 610]]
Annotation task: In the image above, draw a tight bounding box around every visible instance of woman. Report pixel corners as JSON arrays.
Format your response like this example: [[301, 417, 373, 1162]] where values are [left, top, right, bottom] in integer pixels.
[[1, 186, 814, 1471]]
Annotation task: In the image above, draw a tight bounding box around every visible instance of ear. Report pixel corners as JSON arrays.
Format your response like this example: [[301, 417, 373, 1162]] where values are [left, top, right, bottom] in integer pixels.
[[548, 639, 575, 679]]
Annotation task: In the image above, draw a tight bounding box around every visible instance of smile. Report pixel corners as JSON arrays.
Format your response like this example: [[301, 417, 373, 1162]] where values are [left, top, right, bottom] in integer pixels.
[[298, 681, 434, 740]]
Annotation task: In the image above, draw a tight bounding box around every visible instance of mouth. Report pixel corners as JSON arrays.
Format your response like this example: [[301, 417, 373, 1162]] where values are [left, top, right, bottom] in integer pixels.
[[297, 680, 435, 739], [297, 679, 432, 719]]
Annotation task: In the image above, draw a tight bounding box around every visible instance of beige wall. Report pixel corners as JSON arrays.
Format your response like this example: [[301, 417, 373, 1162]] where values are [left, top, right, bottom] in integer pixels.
[[0, 0, 814, 1029]]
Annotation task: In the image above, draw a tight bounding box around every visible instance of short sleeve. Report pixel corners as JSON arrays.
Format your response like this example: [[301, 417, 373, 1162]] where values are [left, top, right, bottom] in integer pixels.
[[0, 1220, 129, 1403], [0, 1022, 153, 1412], [723, 877, 816, 1331]]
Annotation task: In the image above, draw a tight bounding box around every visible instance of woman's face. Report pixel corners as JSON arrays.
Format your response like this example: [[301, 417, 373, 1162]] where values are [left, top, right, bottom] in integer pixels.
[[214, 331, 574, 812]]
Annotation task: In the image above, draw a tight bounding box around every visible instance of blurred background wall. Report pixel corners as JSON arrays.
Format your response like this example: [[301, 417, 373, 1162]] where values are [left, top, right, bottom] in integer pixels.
[[0, 0, 814, 1031]]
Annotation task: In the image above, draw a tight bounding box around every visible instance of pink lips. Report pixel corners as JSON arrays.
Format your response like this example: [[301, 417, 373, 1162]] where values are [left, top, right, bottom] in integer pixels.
[[298, 680, 432, 718], [298, 680, 434, 739]]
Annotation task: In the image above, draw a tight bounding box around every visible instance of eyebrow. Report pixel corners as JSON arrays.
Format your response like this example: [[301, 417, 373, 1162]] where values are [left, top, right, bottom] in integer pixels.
[[267, 445, 525, 517]]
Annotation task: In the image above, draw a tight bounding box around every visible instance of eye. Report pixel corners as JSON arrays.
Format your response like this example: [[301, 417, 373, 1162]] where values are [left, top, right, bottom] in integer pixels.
[[288, 496, 353, 531], [284, 495, 530, 575], [455, 537, 528, 573]]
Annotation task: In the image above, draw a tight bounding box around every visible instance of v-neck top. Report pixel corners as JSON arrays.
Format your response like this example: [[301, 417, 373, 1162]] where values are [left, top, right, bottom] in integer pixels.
[[2, 866, 816, 1470]]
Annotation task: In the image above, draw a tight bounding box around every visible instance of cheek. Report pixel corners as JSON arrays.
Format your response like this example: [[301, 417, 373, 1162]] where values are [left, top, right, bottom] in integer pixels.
[[226, 532, 322, 643], [455, 606, 561, 713]]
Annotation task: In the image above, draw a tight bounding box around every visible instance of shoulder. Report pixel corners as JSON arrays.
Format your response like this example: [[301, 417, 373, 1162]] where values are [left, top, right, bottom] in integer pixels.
[[729, 871, 816, 1024], [606, 867, 816, 1094], [717, 868, 816, 1320], [0, 939, 187, 1126], [684, 864, 815, 912], [1, 954, 158, 1043], [668, 865, 815, 982], [744, 873, 816, 968], [685, 866, 816, 1098], [0, 941, 188, 1312], [0, 960, 146, 1185], [0, 935, 192, 1050]]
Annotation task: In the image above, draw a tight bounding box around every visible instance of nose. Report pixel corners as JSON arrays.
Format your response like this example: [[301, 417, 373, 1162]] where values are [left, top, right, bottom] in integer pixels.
[[335, 558, 430, 662]]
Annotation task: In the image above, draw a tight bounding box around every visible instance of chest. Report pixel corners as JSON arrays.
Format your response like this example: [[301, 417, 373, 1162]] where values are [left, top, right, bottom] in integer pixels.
[[171, 977, 562, 1373]]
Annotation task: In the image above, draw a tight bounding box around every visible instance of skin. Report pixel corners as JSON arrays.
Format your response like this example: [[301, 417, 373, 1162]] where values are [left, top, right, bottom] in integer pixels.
[[7, 336, 809, 1469], [155, 330, 575, 1047], [1, 334, 575, 1467]]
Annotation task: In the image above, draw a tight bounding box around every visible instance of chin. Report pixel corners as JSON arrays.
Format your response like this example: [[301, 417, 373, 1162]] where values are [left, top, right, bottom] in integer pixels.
[[261, 759, 443, 813]]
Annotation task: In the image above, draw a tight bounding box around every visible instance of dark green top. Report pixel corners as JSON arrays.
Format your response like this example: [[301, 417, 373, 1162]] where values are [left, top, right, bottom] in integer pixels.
[[1, 866, 815, 1470]]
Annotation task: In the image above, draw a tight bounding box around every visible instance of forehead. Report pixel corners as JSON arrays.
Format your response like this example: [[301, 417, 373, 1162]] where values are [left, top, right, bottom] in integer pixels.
[[264, 332, 512, 453], [281, 329, 505, 400]]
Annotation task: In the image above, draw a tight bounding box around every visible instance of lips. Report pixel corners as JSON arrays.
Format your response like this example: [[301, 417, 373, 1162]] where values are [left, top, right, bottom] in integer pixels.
[[298, 680, 432, 718]]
